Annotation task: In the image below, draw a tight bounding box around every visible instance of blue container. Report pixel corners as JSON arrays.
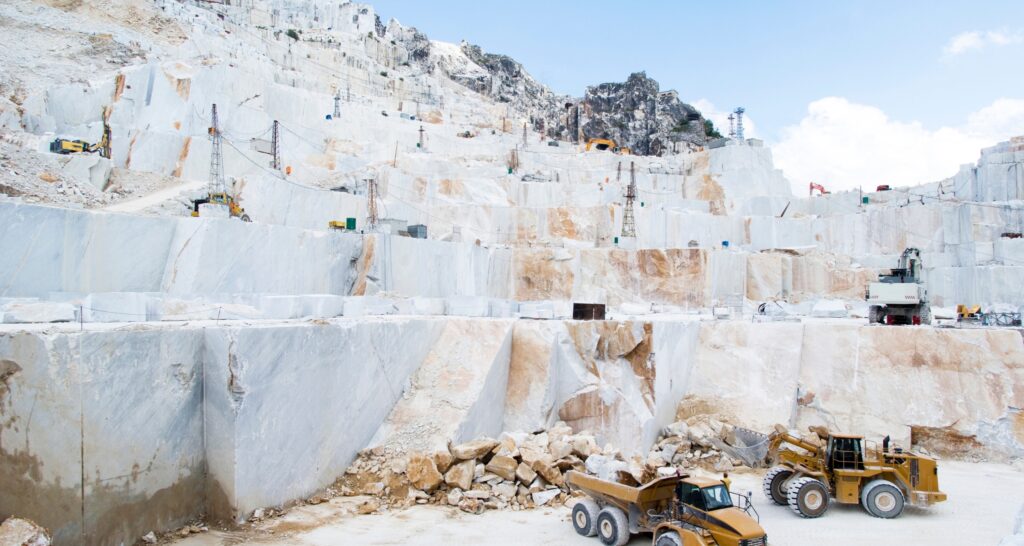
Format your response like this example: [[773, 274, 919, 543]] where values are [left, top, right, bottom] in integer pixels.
[[722, 240, 730, 248]]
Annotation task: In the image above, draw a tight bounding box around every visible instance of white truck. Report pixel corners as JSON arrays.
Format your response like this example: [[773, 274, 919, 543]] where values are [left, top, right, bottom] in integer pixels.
[[867, 248, 930, 325]]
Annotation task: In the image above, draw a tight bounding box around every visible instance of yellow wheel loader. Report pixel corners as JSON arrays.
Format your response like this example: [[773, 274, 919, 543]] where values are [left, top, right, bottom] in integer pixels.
[[566, 470, 767, 546], [760, 425, 946, 519]]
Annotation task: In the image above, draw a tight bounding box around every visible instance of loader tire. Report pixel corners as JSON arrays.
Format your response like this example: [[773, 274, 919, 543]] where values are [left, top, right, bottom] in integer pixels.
[[655, 531, 683, 546], [571, 498, 600, 537], [596, 506, 629, 546], [787, 477, 830, 518], [861, 480, 904, 518], [763, 466, 793, 505]]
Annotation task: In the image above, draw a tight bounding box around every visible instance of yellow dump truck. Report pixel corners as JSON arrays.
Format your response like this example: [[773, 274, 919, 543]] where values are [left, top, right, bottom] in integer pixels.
[[566, 470, 767, 546]]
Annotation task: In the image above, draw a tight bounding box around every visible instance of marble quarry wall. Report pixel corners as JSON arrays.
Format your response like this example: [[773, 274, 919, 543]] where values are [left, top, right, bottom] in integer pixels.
[[3, 317, 1021, 544]]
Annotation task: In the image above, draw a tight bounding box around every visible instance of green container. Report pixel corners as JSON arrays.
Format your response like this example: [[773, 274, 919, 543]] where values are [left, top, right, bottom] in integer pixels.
[[346, 217, 356, 230], [507, 167, 513, 174], [862, 196, 869, 204], [614, 236, 619, 244]]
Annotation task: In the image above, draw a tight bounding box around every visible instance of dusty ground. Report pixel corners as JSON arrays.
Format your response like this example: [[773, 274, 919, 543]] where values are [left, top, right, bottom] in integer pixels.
[[171, 461, 1023, 545]]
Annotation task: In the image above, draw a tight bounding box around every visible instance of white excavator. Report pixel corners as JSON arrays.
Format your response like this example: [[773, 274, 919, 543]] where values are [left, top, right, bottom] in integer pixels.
[[867, 247, 930, 325]]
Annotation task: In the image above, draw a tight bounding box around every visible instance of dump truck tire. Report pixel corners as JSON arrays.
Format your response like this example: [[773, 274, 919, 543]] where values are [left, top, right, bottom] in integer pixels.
[[861, 480, 905, 518], [763, 467, 793, 505], [571, 498, 599, 537], [655, 531, 683, 546], [787, 477, 829, 518], [596, 506, 629, 546], [240, 214, 252, 222]]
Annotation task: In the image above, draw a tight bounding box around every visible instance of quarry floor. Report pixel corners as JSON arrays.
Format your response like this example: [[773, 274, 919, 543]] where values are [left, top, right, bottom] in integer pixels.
[[171, 461, 1023, 546]]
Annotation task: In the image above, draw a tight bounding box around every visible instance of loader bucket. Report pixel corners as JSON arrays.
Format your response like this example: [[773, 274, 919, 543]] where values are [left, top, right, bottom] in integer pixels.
[[716, 427, 772, 467]]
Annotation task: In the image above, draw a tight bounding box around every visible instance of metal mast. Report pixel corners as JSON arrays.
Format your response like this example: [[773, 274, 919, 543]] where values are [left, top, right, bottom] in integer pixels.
[[366, 176, 379, 231], [209, 103, 225, 194], [333, 93, 341, 119], [733, 107, 745, 141], [727, 113, 735, 139], [621, 161, 637, 238], [271, 120, 280, 170]]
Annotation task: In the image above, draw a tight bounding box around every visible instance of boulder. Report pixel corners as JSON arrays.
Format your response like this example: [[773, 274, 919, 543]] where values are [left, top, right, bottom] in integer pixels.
[[515, 462, 537, 484], [518, 446, 546, 465], [493, 482, 517, 500], [569, 435, 600, 458], [549, 440, 572, 460], [458, 498, 484, 515], [663, 421, 689, 438], [451, 438, 499, 460], [532, 488, 561, 506], [485, 455, 518, 481], [444, 459, 475, 491], [464, 489, 492, 500], [433, 450, 454, 473], [407, 453, 443, 492], [447, 488, 464, 506], [530, 459, 564, 487]]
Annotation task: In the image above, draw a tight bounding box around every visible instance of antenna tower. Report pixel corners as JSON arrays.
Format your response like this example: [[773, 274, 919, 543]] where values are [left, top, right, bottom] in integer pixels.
[[271, 120, 280, 170], [209, 103, 225, 194], [733, 107, 745, 141], [366, 176, 380, 231], [621, 161, 637, 238]]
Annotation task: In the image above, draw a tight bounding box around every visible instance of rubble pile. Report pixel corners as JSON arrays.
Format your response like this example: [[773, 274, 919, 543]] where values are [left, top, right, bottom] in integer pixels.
[[330, 418, 783, 517], [0, 517, 51, 546], [335, 423, 604, 514]]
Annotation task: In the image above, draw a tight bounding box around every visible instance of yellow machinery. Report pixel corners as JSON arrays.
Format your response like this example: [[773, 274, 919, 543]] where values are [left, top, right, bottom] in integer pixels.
[[566, 471, 767, 546], [585, 138, 630, 154], [957, 304, 982, 320], [191, 192, 251, 222], [761, 425, 946, 519], [49, 121, 111, 159]]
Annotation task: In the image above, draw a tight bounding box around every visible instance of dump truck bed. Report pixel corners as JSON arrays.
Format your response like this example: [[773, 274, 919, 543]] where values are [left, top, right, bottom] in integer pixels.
[[565, 470, 683, 505]]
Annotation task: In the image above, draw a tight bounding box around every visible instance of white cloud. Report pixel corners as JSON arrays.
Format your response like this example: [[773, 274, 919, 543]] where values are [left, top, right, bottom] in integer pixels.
[[691, 98, 758, 139], [772, 97, 1024, 194], [944, 29, 1022, 55]]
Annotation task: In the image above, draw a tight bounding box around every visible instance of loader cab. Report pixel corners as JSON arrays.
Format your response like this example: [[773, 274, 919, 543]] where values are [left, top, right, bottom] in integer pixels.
[[827, 435, 865, 471]]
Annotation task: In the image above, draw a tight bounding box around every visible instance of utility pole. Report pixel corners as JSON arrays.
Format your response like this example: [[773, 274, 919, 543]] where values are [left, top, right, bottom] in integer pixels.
[[617, 161, 622, 182], [418, 125, 425, 149], [333, 94, 341, 119], [366, 176, 379, 231], [209, 103, 225, 194], [728, 113, 736, 139], [522, 122, 528, 146], [621, 161, 637, 238], [271, 120, 280, 170]]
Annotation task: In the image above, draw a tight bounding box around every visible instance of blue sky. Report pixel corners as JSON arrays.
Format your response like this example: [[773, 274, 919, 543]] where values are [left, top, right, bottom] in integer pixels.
[[371, 1, 1024, 190]]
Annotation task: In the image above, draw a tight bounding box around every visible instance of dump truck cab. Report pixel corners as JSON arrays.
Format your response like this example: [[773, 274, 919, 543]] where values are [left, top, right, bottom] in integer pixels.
[[566, 471, 767, 546]]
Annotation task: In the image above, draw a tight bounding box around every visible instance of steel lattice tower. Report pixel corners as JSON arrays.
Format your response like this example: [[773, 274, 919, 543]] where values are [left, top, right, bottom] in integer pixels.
[[366, 176, 379, 231], [733, 107, 745, 141], [208, 103, 225, 194], [621, 161, 637, 238], [271, 120, 280, 170]]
